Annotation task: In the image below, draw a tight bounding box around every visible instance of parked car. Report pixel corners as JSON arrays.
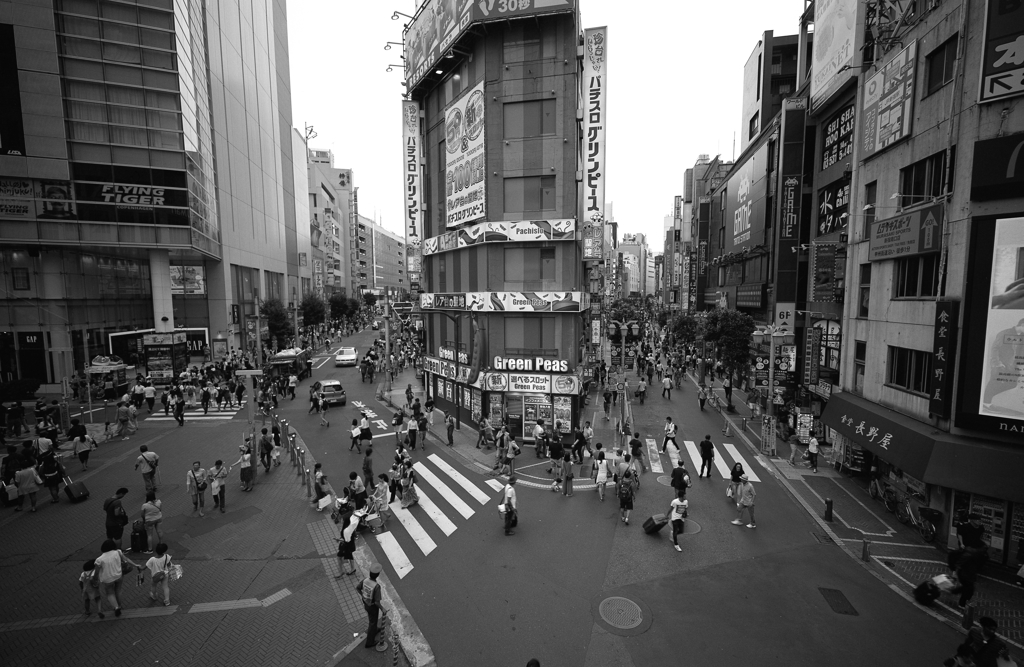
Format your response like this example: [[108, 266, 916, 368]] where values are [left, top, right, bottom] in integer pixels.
[[371, 321, 380, 330], [312, 379, 346, 406], [335, 347, 358, 367]]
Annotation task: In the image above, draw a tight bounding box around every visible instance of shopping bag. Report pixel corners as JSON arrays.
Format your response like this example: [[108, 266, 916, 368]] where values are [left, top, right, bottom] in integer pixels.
[[726, 484, 734, 498], [168, 563, 183, 581], [317, 495, 333, 511]]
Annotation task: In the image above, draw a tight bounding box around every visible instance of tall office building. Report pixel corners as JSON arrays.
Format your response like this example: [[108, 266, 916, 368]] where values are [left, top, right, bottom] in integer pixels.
[[403, 1, 590, 437], [0, 0, 298, 388]]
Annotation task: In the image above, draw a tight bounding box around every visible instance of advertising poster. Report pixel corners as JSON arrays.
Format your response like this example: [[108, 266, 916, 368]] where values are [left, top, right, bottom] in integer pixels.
[[868, 203, 942, 261], [861, 41, 917, 158], [724, 144, 768, 252], [423, 219, 574, 255], [979, 217, 1024, 418], [445, 81, 486, 227], [979, 0, 1024, 104], [404, 0, 577, 92], [553, 396, 572, 433], [35, 180, 76, 220], [821, 104, 855, 171], [582, 26, 608, 261], [0, 24, 26, 157], [0, 177, 34, 218], [817, 177, 850, 236], [422, 292, 588, 312], [810, 0, 858, 110], [403, 101, 423, 284], [170, 265, 206, 295]]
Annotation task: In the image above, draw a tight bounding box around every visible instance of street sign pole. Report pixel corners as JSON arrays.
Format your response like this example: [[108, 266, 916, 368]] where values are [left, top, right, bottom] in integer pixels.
[[235, 369, 263, 484]]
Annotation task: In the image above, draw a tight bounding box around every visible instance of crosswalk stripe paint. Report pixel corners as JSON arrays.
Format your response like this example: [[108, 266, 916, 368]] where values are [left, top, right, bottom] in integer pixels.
[[484, 479, 505, 492], [427, 454, 490, 505], [375, 531, 414, 579], [645, 438, 664, 473], [711, 445, 732, 480], [387, 499, 437, 555], [146, 416, 236, 421], [412, 462, 474, 519], [683, 441, 703, 472], [723, 443, 760, 482], [410, 484, 457, 536], [665, 442, 680, 467]]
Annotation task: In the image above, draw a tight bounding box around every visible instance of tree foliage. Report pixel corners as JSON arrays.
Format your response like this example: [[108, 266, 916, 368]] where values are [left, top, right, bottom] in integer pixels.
[[328, 292, 349, 319], [259, 298, 294, 349], [669, 313, 701, 344], [299, 293, 326, 328], [362, 292, 379, 308], [701, 307, 755, 376]]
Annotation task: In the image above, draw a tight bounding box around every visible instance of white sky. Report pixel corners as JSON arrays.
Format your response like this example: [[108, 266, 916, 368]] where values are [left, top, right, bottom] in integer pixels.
[[287, 0, 802, 253]]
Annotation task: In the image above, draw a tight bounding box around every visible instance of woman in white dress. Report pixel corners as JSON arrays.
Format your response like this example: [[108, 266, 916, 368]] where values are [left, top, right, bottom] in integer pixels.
[[592, 450, 611, 501]]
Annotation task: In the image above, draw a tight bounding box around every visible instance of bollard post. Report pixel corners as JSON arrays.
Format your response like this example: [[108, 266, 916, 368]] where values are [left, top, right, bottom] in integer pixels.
[[861, 539, 871, 562], [824, 498, 833, 522], [305, 468, 312, 498], [741, 417, 748, 432], [289, 433, 297, 463], [298, 449, 305, 477]]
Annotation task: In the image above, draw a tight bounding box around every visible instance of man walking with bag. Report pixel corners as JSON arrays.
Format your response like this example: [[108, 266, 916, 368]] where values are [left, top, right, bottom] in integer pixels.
[[731, 474, 756, 528], [502, 476, 518, 536], [356, 563, 384, 649], [698, 434, 715, 478]]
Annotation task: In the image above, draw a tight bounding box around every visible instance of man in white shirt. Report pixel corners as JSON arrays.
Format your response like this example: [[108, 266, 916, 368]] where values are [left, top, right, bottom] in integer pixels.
[[288, 374, 298, 400], [143, 384, 156, 412], [662, 417, 678, 453], [135, 445, 159, 492], [668, 491, 688, 552], [503, 477, 518, 536]]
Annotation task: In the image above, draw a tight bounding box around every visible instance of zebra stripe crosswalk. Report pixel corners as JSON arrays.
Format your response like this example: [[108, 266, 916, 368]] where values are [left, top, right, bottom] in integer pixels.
[[367, 454, 499, 580], [681, 440, 761, 482]]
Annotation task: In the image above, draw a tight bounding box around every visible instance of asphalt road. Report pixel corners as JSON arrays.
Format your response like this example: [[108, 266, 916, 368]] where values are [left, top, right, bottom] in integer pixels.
[[280, 336, 965, 666]]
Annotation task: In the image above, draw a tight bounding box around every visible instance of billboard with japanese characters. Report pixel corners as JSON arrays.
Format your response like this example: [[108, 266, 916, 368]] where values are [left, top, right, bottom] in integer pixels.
[[979, 0, 1024, 104], [810, 0, 859, 110], [445, 81, 486, 227]]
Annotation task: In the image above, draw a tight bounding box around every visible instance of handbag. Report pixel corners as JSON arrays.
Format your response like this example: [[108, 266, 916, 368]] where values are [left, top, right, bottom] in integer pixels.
[[726, 484, 734, 498], [120, 553, 135, 574], [317, 495, 333, 511], [351, 427, 361, 438], [191, 470, 208, 492]]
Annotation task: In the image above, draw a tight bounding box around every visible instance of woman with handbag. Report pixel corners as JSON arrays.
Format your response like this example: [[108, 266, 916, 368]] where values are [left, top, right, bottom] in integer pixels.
[[593, 450, 611, 502], [186, 461, 208, 517], [13, 459, 43, 512], [144, 543, 173, 605], [94, 538, 140, 617], [209, 460, 229, 513], [728, 462, 745, 500], [399, 460, 419, 509], [232, 443, 254, 492], [560, 453, 574, 497], [335, 513, 358, 576], [141, 490, 163, 553], [73, 434, 95, 471]]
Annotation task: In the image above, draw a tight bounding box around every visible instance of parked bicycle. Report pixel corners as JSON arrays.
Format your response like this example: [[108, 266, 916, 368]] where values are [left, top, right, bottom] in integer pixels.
[[895, 490, 941, 543], [867, 476, 898, 514]]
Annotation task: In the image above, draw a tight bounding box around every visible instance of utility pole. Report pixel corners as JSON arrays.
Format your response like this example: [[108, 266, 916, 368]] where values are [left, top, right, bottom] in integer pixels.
[[291, 286, 300, 348], [253, 289, 264, 367]]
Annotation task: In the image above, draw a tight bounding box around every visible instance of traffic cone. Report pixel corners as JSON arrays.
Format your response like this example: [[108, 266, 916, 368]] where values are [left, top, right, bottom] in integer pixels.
[[722, 419, 733, 438]]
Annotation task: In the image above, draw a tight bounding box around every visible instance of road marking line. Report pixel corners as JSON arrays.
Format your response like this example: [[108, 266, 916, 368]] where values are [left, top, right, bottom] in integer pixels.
[[189, 599, 263, 613], [709, 445, 732, 479], [375, 531, 414, 579], [798, 478, 895, 537], [485, 479, 504, 492], [260, 588, 291, 607], [838, 539, 935, 548], [410, 484, 456, 536], [645, 438, 664, 473], [145, 416, 236, 421], [722, 443, 760, 482], [387, 500, 437, 555], [428, 454, 490, 505], [412, 462, 474, 518], [315, 357, 330, 369], [682, 441, 702, 471], [664, 442, 680, 466], [830, 476, 896, 533]]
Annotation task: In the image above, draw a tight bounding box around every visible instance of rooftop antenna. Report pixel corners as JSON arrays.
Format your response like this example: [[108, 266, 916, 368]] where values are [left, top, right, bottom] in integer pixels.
[[732, 132, 736, 161]]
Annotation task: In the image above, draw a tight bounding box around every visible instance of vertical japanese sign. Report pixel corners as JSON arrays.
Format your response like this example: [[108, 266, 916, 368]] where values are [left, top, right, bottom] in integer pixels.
[[445, 81, 486, 228], [803, 327, 822, 386], [930, 301, 959, 418], [403, 101, 423, 290], [979, 0, 1024, 104], [582, 27, 608, 261]]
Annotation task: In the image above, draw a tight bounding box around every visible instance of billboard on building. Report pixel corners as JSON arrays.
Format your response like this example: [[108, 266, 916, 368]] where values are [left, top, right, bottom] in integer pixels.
[[724, 144, 768, 253], [445, 81, 486, 228], [860, 41, 917, 158], [821, 104, 854, 171], [582, 26, 608, 261], [0, 24, 26, 157], [404, 0, 577, 92], [169, 266, 206, 295], [868, 204, 942, 261], [810, 0, 858, 110], [979, 0, 1024, 104], [424, 219, 574, 255], [403, 101, 423, 288], [421, 291, 588, 312], [977, 218, 1024, 420]]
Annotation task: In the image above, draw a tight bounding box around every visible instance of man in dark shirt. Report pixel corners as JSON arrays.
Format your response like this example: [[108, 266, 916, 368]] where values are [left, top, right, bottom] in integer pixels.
[[670, 459, 690, 496], [572, 427, 587, 464], [969, 616, 1008, 667], [629, 432, 646, 475], [66, 418, 88, 443], [957, 513, 986, 549], [698, 435, 715, 478]]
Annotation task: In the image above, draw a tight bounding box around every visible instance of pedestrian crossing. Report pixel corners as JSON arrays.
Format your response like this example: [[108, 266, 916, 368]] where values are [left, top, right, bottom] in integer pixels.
[[367, 453, 496, 579], [144, 405, 245, 422], [679, 440, 762, 483]]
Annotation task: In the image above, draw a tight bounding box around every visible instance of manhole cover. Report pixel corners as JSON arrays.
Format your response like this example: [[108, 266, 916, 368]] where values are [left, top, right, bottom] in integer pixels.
[[819, 588, 859, 616], [598, 597, 643, 629], [656, 476, 673, 487]]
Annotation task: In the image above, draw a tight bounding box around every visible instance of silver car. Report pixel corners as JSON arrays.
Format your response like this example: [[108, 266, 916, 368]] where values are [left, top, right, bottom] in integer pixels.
[[313, 379, 346, 406], [335, 347, 358, 367]]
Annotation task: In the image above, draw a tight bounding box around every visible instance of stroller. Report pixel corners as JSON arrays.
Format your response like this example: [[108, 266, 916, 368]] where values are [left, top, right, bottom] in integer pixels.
[[331, 485, 390, 534]]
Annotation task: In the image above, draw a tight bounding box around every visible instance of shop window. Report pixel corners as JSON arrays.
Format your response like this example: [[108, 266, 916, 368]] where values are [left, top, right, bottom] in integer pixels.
[[854, 340, 866, 394], [899, 149, 953, 205], [893, 254, 939, 298], [863, 180, 877, 237], [926, 34, 958, 96], [503, 100, 556, 139], [858, 264, 871, 318], [887, 346, 932, 395]]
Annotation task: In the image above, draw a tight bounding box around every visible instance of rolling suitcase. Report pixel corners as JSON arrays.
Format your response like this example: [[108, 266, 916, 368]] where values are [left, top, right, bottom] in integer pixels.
[[643, 513, 669, 535], [62, 475, 89, 503], [130, 522, 148, 553]]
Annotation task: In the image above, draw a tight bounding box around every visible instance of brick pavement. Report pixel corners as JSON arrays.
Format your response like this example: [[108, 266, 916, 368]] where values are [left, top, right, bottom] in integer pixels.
[[0, 417, 409, 667]]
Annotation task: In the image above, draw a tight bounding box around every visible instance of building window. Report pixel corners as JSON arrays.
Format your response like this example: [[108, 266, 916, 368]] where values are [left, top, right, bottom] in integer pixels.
[[503, 21, 553, 63], [504, 315, 555, 351], [749, 112, 759, 140], [854, 340, 867, 394], [504, 100, 555, 139], [893, 254, 939, 298], [926, 34, 958, 95], [858, 264, 871, 317], [504, 176, 555, 214], [899, 149, 952, 204], [887, 346, 932, 395], [863, 180, 877, 237], [505, 248, 556, 283]]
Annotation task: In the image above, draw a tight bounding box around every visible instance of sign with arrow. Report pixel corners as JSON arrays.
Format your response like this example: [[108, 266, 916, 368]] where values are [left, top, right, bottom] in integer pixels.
[[868, 203, 943, 262], [980, 0, 1024, 104]]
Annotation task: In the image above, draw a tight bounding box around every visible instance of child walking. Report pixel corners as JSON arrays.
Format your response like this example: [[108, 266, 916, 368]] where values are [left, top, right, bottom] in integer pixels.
[[144, 543, 173, 606], [79, 559, 104, 618]]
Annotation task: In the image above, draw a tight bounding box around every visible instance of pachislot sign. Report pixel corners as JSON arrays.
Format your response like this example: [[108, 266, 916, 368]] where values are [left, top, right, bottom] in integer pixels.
[[419, 292, 589, 312], [423, 219, 574, 255]]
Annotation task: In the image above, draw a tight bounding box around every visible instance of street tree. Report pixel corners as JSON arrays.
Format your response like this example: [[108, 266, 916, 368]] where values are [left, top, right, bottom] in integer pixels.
[[670, 312, 701, 344], [701, 307, 755, 380], [363, 292, 378, 309], [299, 293, 326, 328], [259, 298, 294, 349], [328, 292, 349, 319]]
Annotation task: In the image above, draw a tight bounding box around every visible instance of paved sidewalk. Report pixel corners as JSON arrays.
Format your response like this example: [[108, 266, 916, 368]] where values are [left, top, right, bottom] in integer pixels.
[[0, 415, 408, 667]]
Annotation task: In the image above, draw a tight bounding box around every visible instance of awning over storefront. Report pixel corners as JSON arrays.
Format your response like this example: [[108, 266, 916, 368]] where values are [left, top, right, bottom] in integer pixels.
[[820, 392, 1024, 504]]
